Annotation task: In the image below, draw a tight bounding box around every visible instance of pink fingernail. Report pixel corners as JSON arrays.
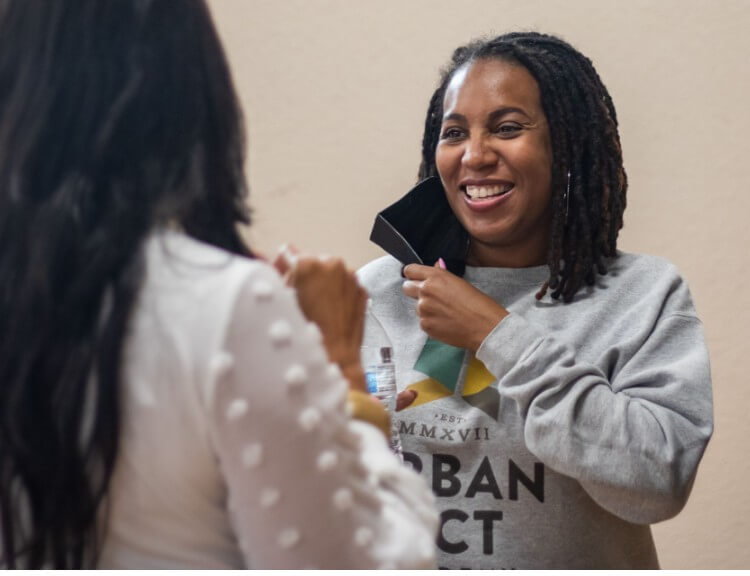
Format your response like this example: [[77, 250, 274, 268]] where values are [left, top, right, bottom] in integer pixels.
[[438, 257, 447, 270]]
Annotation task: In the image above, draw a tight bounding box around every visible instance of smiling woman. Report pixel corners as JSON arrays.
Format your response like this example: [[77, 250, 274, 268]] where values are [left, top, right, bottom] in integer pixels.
[[436, 59, 553, 269], [358, 31, 713, 570]]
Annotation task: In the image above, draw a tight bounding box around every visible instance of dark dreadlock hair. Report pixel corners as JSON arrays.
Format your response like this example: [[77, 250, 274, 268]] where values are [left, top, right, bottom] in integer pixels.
[[419, 32, 627, 302], [0, 0, 251, 568]]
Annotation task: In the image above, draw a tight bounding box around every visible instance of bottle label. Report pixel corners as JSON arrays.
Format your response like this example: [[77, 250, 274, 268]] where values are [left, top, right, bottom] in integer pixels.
[[365, 371, 379, 395], [365, 363, 396, 399]]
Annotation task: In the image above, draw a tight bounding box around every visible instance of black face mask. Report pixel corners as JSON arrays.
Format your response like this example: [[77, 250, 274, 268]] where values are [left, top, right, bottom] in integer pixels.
[[369, 177, 469, 276]]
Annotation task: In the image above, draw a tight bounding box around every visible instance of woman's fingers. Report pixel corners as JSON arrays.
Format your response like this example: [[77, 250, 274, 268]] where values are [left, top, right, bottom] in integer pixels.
[[402, 263, 437, 281], [396, 389, 418, 412], [272, 243, 301, 278], [401, 279, 422, 299], [402, 262, 446, 299]]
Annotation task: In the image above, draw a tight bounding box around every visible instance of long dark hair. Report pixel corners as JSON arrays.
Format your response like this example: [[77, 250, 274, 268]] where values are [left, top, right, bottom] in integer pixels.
[[419, 32, 627, 301], [0, 0, 251, 567]]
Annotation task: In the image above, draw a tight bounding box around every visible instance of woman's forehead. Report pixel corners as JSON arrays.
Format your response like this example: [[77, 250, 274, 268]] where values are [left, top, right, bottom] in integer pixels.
[[443, 59, 543, 118]]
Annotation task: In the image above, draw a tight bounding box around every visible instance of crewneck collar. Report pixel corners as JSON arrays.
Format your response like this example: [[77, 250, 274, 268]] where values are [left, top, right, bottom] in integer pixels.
[[463, 263, 549, 286]]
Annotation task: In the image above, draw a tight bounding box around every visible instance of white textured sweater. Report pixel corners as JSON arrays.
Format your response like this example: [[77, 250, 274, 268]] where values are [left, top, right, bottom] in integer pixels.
[[96, 232, 438, 569]]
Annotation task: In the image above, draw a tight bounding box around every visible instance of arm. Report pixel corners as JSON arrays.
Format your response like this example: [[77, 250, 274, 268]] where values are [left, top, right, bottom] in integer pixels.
[[477, 310, 712, 524], [207, 264, 438, 569], [403, 263, 713, 524], [272, 251, 368, 393]]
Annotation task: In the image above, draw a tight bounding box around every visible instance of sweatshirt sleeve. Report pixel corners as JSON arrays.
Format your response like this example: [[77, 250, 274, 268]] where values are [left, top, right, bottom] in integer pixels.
[[204, 263, 438, 569], [475, 282, 713, 525]]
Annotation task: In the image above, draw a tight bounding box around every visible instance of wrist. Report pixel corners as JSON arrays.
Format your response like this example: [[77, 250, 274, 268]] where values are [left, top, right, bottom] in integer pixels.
[[347, 389, 391, 439], [339, 362, 367, 393], [470, 308, 508, 352]]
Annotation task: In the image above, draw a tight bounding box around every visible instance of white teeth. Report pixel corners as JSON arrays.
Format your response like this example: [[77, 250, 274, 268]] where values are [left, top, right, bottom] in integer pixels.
[[465, 185, 512, 199]]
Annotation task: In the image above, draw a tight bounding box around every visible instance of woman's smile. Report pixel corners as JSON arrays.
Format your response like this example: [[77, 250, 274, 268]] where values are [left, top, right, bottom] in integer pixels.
[[462, 179, 515, 210]]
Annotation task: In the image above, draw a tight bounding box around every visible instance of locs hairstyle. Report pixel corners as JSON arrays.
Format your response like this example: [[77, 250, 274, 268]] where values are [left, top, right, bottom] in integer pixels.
[[419, 32, 627, 302], [0, 0, 250, 567]]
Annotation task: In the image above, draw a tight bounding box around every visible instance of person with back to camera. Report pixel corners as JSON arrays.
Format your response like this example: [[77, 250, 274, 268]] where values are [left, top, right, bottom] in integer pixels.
[[0, 0, 438, 569], [359, 31, 713, 569]]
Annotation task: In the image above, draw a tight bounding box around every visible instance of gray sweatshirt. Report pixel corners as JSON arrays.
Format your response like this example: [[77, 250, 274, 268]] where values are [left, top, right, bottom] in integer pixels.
[[358, 252, 713, 569]]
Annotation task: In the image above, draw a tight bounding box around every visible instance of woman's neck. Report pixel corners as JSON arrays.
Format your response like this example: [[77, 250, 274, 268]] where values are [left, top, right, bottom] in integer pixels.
[[466, 238, 548, 269]]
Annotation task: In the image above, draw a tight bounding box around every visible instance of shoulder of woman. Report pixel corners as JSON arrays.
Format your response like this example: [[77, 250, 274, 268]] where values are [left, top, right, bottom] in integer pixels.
[[608, 251, 698, 315], [609, 250, 685, 279], [140, 230, 278, 317]]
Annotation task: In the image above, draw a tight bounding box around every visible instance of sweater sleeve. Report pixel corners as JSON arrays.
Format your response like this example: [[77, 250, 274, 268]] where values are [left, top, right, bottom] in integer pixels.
[[476, 292, 713, 525], [204, 263, 438, 569]]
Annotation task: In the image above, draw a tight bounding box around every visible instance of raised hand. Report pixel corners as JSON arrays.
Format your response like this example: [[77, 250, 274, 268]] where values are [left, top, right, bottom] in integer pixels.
[[402, 262, 508, 352], [274, 247, 368, 392]]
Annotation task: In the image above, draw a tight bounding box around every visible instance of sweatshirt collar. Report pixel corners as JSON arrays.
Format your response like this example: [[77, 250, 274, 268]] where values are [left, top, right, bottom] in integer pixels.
[[463, 264, 549, 286]]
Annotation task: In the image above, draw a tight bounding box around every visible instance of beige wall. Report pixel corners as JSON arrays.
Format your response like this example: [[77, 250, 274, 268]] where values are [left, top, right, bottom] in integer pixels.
[[208, 0, 750, 568]]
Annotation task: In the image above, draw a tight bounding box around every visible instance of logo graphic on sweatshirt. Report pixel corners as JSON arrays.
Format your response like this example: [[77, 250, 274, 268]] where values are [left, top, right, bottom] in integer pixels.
[[403, 338, 500, 420]]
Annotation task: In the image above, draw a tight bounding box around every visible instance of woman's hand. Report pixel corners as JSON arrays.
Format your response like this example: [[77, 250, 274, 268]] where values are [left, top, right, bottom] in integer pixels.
[[402, 263, 508, 352], [396, 390, 418, 411], [274, 247, 368, 392]]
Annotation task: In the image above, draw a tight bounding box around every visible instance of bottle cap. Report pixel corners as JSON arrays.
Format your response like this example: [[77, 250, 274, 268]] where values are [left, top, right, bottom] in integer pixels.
[[380, 347, 392, 363]]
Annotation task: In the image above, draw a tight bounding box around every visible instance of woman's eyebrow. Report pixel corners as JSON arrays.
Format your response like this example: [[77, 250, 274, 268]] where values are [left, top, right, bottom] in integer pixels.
[[488, 106, 532, 121], [443, 107, 533, 123], [443, 112, 467, 123]]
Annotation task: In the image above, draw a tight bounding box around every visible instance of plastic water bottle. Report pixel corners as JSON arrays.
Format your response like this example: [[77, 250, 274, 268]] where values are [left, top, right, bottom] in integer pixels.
[[361, 301, 403, 457]]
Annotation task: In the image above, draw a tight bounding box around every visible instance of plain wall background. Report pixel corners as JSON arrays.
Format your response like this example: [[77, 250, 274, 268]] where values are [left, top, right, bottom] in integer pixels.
[[208, 0, 750, 568]]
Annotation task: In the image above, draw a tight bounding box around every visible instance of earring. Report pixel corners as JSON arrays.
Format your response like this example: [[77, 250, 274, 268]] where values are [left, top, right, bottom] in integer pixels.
[[564, 171, 571, 222]]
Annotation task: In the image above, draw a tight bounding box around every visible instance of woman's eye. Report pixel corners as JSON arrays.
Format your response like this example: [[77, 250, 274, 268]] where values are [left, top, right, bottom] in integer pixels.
[[495, 123, 522, 137], [440, 127, 464, 140]]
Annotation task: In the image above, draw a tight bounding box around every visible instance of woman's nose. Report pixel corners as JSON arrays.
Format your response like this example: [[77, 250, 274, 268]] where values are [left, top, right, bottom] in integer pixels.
[[461, 136, 497, 170]]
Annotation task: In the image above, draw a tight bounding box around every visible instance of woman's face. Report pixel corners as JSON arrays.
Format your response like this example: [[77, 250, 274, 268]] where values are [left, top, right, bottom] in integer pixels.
[[436, 58, 553, 268]]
